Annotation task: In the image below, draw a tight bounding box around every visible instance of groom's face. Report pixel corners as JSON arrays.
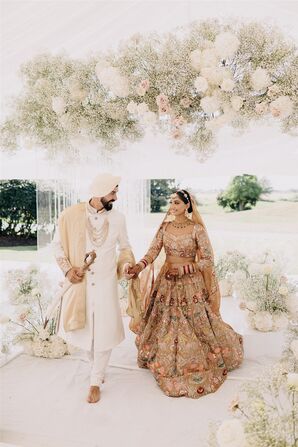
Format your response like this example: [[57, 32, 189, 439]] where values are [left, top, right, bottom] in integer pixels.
[[101, 186, 119, 210]]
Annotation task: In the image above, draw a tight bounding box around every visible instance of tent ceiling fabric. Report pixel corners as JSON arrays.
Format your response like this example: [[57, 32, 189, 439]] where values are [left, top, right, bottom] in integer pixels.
[[0, 1, 297, 181]]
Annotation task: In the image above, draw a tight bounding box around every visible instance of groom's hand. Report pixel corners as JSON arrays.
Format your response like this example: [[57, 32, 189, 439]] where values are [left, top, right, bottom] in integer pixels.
[[66, 267, 85, 284], [123, 263, 134, 280]]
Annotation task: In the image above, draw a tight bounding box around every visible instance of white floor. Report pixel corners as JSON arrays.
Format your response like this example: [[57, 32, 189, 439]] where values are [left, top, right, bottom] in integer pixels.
[[0, 297, 285, 447]]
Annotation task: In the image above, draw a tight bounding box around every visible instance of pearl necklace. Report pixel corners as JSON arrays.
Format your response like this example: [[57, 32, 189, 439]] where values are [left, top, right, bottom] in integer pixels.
[[86, 215, 109, 247]]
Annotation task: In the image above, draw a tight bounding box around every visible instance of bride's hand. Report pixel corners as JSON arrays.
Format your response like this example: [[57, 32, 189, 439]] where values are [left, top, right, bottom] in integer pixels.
[[165, 268, 179, 280], [128, 264, 142, 279]]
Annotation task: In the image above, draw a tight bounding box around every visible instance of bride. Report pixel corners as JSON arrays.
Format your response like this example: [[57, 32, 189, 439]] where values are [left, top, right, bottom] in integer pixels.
[[128, 189, 244, 398]]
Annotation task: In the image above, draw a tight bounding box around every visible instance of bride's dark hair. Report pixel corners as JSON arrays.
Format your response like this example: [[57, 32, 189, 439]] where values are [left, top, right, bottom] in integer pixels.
[[176, 189, 193, 213]]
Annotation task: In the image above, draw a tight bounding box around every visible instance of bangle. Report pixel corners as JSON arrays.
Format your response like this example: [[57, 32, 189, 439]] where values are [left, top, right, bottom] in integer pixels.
[[139, 258, 148, 269]]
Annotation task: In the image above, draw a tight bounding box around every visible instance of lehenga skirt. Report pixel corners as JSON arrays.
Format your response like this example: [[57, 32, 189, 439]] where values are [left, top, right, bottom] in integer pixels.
[[136, 263, 244, 398]]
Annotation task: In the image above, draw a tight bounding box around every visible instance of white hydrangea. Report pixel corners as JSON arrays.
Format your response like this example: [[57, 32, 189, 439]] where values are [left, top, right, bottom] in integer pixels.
[[251, 68, 271, 91], [271, 313, 288, 331], [254, 311, 273, 332], [200, 67, 231, 86], [231, 96, 243, 111], [200, 95, 220, 113], [270, 96, 293, 119], [290, 339, 298, 360], [51, 97, 66, 115], [194, 76, 208, 93], [221, 78, 235, 92], [189, 49, 201, 71], [216, 419, 247, 447], [215, 32, 240, 59]]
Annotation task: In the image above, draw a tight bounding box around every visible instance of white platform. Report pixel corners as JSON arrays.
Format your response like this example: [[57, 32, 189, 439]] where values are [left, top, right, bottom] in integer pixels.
[[0, 297, 285, 447]]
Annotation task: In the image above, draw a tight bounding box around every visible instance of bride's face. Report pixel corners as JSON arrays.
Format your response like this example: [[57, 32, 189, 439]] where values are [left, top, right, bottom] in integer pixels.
[[169, 195, 188, 216]]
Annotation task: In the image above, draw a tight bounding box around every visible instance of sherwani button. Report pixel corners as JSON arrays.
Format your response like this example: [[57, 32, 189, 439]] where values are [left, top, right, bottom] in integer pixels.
[[91, 282, 95, 286], [91, 271, 94, 275]]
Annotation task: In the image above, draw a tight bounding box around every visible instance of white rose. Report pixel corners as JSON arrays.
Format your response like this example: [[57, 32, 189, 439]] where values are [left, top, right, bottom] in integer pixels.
[[110, 76, 130, 98], [127, 101, 138, 114], [287, 373, 298, 391], [52, 97, 66, 115], [251, 68, 271, 91], [190, 49, 201, 71], [290, 339, 298, 360], [37, 328, 50, 341], [200, 67, 221, 85], [221, 78, 235, 92], [270, 96, 293, 119], [254, 311, 273, 332], [272, 313, 288, 331], [201, 48, 218, 68], [231, 96, 243, 111], [216, 419, 247, 447], [255, 102, 268, 115], [137, 102, 149, 116], [194, 76, 208, 93], [278, 286, 288, 296], [200, 95, 220, 114], [69, 81, 88, 101], [215, 32, 240, 59], [0, 314, 11, 324]]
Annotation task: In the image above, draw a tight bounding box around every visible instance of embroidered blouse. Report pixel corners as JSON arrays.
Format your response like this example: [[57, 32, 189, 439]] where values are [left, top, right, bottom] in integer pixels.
[[142, 223, 213, 271]]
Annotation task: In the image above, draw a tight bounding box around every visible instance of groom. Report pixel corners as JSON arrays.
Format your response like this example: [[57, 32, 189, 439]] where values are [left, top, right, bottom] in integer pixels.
[[53, 173, 135, 403]]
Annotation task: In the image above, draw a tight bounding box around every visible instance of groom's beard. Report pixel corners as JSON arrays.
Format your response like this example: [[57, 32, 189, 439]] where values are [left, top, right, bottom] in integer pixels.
[[102, 198, 114, 211]]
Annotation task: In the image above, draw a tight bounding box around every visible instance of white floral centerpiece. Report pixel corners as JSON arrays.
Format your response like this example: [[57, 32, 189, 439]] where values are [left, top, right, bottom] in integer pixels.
[[1, 265, 68, 358], [215, 251, 249, 296], [236, 254, 297, 332], [208, 323, 298, 447]]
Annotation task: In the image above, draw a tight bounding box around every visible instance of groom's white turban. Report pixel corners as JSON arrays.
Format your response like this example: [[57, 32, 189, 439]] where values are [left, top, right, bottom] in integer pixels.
[[89, 173, 121, 197]]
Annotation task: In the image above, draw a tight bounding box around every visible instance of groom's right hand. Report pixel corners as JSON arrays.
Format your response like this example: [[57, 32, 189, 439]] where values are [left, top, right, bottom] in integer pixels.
[[66, 267, 85, 284]]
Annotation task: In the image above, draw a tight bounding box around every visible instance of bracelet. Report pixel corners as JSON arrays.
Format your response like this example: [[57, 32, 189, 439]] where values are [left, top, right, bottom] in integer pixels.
[[138, 259, 148, 270]]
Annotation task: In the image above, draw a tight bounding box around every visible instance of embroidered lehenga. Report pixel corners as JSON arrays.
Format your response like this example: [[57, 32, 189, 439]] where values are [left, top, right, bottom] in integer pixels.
[[134, 220, 244, 399]]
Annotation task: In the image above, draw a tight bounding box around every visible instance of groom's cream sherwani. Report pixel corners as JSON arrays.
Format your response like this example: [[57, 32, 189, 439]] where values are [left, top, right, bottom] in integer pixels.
[[53, 201, 133, 353]]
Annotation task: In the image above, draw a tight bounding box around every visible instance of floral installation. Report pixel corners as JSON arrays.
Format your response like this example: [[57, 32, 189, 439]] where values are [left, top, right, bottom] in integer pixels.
[[208, 322, 298, 447], [215, 250, 249, 296], [236, 253, 298, 332], [0, 265, 68, 358], [0, 20, 297, 160]]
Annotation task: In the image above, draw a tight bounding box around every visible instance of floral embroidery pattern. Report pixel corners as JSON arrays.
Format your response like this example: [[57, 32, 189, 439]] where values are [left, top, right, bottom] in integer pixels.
[[136, 224, 244, 398]]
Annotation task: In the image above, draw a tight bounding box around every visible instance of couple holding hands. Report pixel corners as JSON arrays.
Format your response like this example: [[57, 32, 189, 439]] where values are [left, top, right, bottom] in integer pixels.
[[53, 173, 243, 403]]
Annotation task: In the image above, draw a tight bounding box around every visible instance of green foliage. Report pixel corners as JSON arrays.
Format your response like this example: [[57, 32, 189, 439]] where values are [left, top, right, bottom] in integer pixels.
[[150, 179, 176, 213], [0, 180, 37, 241], [217, 174, 270, 211]]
